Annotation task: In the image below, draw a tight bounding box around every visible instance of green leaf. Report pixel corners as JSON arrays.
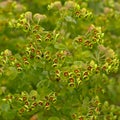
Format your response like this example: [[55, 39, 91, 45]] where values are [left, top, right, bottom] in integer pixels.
[[54, 43, 67, 50], [65, 16, 76, 24], [48, 116, 60, 120], [29, 90, 38, 97], [5, 67, 18, 80], [2, 110, 17, 120], [1, 103, 10, 112]]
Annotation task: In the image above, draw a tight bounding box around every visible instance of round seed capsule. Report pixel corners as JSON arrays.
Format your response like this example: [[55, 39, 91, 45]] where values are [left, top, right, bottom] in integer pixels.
[[64, 71, 69, 77]]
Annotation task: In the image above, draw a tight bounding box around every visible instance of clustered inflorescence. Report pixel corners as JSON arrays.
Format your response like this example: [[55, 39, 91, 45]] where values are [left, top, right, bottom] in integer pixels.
[[0, 0, 120, 120]]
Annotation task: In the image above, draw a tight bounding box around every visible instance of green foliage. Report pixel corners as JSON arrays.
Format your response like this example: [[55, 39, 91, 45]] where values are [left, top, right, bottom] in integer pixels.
[[0, 0, 120, 120]]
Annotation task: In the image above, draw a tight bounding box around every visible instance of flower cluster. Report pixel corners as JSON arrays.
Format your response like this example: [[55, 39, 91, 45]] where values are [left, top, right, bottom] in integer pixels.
[[0, 0, 120, 120]]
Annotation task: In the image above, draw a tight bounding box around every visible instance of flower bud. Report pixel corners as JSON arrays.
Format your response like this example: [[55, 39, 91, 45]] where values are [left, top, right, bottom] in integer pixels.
[[25, 11, 32, 22], [33, 13, 47, 23], [4, 49, 12, 56], [48, 1, 62, 10], [64, 1, 77, 9], [13, 3, 26, 12]]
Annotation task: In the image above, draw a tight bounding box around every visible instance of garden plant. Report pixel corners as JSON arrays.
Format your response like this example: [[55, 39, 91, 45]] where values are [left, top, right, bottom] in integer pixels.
[[0, 0, 120, 120]]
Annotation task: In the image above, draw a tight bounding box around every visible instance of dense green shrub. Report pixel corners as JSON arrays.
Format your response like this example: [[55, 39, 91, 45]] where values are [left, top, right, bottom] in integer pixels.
[[0, 0, 120, 120]]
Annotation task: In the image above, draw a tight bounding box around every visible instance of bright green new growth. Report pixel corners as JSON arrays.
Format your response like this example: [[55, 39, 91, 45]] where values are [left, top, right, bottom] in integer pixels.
[[0, 0, 120, 120]]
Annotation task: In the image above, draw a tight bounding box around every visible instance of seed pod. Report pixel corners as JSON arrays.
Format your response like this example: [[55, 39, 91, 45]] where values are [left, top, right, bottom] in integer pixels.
[[19, 108, 25, 114], [25, 101, 29, 105], [49, 96, 53, 102], [23, 57, 27, 61], [24, 105, 29, 110], [9, 95, 13, 99], [23, 96, 27, 101], [52, 63, 57, 67], [37, 38, 42, 42], [32, 102, 38, 107], [64, 71, 69, 77], [49, 95, 56, 103], [76, 73, 80, 76], [45, 102, 50, 110], [89, 43, 93, 49], [28, 108, 33, 112], [84, 40, 90, 46], [83, 71, 88, 76], [55, 69, 60, 75], [33, 25, 39, 30], [74, 69, 79, 74], [5, 96, 9, 101], [87, 66, 92, 71], [30, 55, 34, 59], [57, 53, 62, 58], [88, 110, 93, 115], [44, 96, 48, 100], [106, 57, 112, 64], [61, 55, 65, 60], [9, 56, 15, 61], [35, 55, 41, 60], [75, 36, 83, 44], [102, 65, 107, 71], [69, 83, 74, 87], [38, 101, 43, 106], [92, 37, 97, 43], [36, 34, 40, 39], [72, 114, 76, 119], [17, 67, 22, 71], [45, 55, 50, 60], [47, 57, 52, 62], [36, 50, 41, 55], [69, 77, 75, 87], [23, 23, 30, 32], [69, 77, 74, 83], [95, 66, 100, 73], [77, 77, 82, 85], [53, 58, 58, 63], [78, 37, 83, 43], [24, 61, 29, 65], [83, 71, 89, 80], [31, 96, 36, 100], [46, 33, 51, 38], [26, 50, 31, 55], [44, 51, 50, 55], [16, 63, 21, 67], [31, 47, 35, 53], [45, 33, 52, 41], [56, 77, 60, 82], [75, 11, 80, 17], [79, 116, 84, 120]]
